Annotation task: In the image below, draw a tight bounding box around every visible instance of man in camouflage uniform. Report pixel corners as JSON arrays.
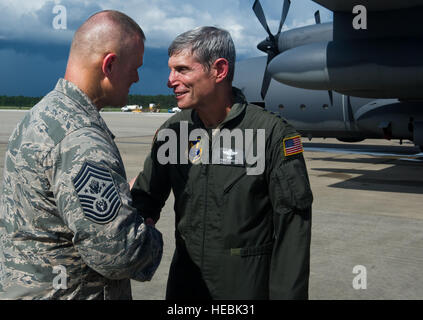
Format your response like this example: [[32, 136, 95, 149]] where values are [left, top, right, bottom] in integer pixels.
[[130, 27, 313, 299], [0, 10, 163, 299]]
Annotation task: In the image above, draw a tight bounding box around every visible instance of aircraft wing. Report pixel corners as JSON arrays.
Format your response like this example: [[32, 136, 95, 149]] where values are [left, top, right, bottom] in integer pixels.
[[266, 0, 423, 100], [312, 0, 423, 12]]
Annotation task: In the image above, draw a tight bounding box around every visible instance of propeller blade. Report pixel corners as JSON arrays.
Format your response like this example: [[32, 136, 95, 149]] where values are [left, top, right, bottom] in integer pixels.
[[253, 0, 272, 37], [261, 53, 277, 100], [314, 10, 321, 24], [346, 95, 354, 121], [261, 69, 272, 100], [277, 0, 291, 34], [328, 90, 333, 106]]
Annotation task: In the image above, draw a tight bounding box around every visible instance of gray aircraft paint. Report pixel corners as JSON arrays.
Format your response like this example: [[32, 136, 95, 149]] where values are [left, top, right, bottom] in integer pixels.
[[235, 0, 423, 149]]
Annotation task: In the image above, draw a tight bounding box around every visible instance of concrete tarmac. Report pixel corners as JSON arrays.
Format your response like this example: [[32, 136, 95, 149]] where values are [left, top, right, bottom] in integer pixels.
[[0, 110, 422, 300]]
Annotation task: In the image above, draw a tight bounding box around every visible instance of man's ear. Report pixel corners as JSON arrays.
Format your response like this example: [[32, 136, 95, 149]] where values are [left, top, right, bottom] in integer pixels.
[[102, 53, 117, 77], [213, 58, 229, 83]]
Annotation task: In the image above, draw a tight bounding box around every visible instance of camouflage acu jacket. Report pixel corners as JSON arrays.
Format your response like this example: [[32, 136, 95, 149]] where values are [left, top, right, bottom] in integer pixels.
[[0, 78, 163, 299]]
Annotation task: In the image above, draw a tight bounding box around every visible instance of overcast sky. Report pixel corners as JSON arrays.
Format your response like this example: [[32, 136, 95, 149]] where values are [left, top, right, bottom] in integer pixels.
[[0, 0, 332, 96]]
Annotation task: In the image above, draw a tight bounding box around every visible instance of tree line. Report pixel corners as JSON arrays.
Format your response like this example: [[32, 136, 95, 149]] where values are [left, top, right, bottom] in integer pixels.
[[0, 96, 42, 108], [0, 94, 177, 109]]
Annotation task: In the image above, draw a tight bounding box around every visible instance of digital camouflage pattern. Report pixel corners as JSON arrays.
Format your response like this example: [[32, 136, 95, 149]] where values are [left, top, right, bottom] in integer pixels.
[[0, 78, 163, 299]]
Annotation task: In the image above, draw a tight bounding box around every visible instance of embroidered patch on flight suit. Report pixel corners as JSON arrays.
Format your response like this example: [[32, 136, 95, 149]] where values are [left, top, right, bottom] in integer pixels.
[[219, 147, 245, 166], [188, 139, 202, 164], [73, 161, 121, 224], [283, 135, 303, 157]]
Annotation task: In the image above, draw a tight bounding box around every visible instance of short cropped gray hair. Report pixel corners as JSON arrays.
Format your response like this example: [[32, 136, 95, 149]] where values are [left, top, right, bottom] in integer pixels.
[[168, 26, 236, 83]]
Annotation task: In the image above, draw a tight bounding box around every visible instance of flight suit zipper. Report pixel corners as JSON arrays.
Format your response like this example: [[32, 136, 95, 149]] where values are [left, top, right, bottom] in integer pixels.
[[200, 125, 223, 271], [201, 164, 209, 271]]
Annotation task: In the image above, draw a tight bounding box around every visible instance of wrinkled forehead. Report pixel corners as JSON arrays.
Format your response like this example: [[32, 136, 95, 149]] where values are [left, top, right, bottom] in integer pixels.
[[170, 49, 213, 74], [169, 48, 201, 65], [170, 46, 195, 59]]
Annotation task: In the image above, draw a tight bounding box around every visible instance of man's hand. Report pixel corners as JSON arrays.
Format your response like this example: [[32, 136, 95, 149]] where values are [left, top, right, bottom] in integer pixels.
[[145, 218, 155, 227], [129, 176, 155, 226], [129, 176, 137, 190]]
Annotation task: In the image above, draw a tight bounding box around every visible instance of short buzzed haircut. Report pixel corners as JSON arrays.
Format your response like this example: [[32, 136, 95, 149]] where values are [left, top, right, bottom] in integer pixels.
[[70, 10, 145, 59], [168, 26, 236, 83], [95, 10, 145, 40]]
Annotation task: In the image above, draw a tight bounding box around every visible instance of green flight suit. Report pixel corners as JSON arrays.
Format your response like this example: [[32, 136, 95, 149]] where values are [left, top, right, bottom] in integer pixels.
[[131, 88, 313, 299]]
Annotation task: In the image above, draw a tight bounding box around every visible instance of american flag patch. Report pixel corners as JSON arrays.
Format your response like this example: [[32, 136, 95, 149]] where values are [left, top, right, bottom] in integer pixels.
[[283, 135, 303, 156]]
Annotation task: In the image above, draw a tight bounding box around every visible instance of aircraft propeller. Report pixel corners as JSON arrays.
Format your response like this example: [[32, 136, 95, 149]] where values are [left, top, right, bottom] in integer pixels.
[[253, 2, 334, 107], [314, 10, 321, 24], [253, 0, 291, 100]]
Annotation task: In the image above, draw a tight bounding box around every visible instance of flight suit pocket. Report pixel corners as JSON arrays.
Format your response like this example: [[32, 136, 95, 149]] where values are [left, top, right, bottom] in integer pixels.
[[174, 187, 193, 234], [274, 159, 313, 212], [230, 242, 273, 257], [219, 242, 273, 299], [219, 167, 247, 209], [223, 168, 247, 194]]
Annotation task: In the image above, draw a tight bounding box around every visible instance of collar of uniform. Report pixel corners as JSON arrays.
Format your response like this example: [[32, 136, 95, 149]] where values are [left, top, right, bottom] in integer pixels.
[[222, 87, 247, 125], [54, 78, 116, 140], [190, 86, 247, 128]]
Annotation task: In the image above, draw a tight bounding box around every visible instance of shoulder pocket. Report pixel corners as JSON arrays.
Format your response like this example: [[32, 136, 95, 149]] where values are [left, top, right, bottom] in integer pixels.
[[274, 158, 313, 211]]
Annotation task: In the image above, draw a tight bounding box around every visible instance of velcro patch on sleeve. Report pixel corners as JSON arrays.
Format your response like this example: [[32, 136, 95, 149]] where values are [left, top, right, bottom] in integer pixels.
[[73, 161, 121, 224], [283, 135, 303, 157]]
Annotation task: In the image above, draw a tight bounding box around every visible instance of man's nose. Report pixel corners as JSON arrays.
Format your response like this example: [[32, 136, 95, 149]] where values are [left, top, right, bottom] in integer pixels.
[[168, 70, 177, 88], [167, 79, 173, 88]]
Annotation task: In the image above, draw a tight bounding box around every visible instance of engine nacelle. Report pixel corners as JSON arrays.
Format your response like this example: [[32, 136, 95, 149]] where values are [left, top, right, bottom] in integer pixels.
[[277, 22, 332, 53], [268, 39, 423, 99]]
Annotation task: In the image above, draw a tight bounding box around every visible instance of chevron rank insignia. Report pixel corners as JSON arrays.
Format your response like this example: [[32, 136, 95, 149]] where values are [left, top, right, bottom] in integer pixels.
[[73, 161, 121, 224]]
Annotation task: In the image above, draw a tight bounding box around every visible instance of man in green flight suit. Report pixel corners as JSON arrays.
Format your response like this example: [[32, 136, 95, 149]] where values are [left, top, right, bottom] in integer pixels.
[[130, 26, 313, 299]]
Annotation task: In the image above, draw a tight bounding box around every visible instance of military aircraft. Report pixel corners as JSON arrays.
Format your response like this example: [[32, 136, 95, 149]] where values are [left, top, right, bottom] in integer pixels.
[[233, 0, 423, 150]]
